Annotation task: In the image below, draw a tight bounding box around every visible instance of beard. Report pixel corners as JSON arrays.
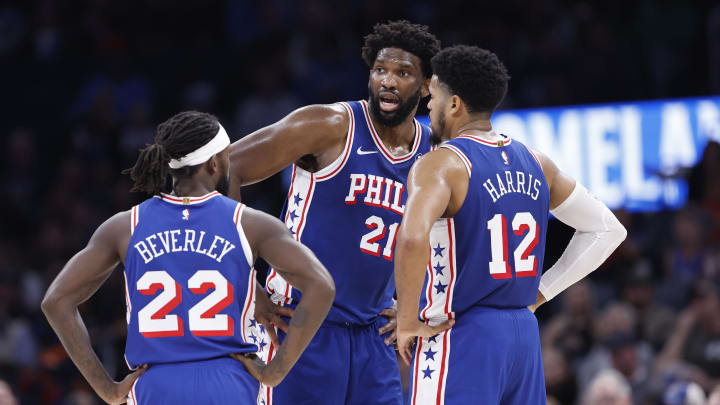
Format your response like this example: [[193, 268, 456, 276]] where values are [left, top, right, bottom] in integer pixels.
[[216, 174, 230, 196], [430, 110, 447, 146], [368, 84, 422, 127]]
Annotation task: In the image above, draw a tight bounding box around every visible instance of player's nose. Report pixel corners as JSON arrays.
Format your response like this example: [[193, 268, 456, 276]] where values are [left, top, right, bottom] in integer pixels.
[[380, 74, 397, 89]]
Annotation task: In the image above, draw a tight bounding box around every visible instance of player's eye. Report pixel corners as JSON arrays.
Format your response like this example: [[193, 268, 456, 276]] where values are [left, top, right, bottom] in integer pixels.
[[375, 67, 385, 73], [400, 71, 409, 77]]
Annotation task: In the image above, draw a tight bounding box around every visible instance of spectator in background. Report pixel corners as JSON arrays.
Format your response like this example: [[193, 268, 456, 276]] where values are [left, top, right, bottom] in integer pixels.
[[708, 385, 720, 405], [622, 260, 677, 351], [578, 303, 655, 402], [661, 207, 714, 308], [542, 281, 597, 364], [662, 381, 707, 405], [234, 51, 301, 136], [544, 345, 578, 405], [0, 380, 18, 405], [582, 369, 633, 405], [657, 281, 720, 392], [0, 273, 38, 369]]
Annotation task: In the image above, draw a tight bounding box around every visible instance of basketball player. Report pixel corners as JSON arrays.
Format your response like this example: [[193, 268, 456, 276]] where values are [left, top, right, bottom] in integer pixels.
[[228, 21, 441, 405], [41, 112, 335, 404], [394, 45, 628, 404]]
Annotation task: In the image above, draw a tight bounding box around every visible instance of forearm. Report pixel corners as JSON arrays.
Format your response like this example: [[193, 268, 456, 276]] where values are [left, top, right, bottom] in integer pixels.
[[43, 303, 116, 399], [539, 184, 627, 301], [395, 233, 431, 326], [264, 282, 333, 386], [658, 322, 694, 364]]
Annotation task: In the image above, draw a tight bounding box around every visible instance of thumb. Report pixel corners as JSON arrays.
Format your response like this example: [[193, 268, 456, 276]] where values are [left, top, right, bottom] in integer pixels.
[[118, 364, 148, 393], [126, 364, 148, 382], [429, 319, 455, 335], [230, 353, 251, 365]]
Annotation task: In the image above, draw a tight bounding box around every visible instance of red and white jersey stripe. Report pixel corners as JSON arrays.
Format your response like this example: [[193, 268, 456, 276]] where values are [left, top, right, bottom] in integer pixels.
[[420, 218, 459, 324], [409, 329, 453, 405]]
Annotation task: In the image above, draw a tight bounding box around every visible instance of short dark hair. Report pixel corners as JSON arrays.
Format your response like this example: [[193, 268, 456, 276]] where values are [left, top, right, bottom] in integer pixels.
[[431, 45, 510, 113], [123, 111, 219, 195], [362, 20, 441, 79]]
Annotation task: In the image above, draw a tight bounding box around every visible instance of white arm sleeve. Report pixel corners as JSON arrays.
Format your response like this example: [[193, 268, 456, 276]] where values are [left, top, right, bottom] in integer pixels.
[[539, 183, 627, 301]]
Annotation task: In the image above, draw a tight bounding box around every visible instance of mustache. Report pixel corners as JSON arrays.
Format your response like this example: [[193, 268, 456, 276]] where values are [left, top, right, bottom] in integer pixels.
[[378, 88, 401, 100]]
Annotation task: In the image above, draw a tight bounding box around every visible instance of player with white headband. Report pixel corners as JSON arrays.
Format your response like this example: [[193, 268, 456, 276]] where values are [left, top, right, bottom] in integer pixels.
[[41, 111, 335, 404], [167, 123, 231, 169]]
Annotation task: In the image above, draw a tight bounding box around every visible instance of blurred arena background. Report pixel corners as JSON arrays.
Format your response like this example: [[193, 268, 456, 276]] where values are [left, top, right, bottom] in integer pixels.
[[1, 0, 720, 404]]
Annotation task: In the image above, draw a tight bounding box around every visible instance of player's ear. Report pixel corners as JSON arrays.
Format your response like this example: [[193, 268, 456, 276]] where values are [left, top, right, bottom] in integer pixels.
[[206, 154, 219, 174], [449, 95, 463, 117], [420, 78, 430, 98]]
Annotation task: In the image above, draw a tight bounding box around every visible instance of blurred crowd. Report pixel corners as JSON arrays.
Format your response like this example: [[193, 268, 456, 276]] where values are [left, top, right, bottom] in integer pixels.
[[0, 0, 719, 404]]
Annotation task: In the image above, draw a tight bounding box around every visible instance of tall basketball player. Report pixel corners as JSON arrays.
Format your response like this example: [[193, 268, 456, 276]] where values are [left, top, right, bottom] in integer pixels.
[[395, 46, 627, 404], [41, 112, 335, 404], [228, 21, 441, 405]]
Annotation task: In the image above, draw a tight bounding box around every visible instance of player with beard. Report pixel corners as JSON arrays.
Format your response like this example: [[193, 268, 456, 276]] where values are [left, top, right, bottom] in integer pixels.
[[394, 45, 627, 404], [228, 20, 441, 405], [41, 111, 335, 404]]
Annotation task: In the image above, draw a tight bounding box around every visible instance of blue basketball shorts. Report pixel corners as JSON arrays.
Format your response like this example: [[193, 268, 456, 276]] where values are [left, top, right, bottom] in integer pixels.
[[407, 307, 546, 405], [261, 317, 403, 405], [127, 356, 260, 405]]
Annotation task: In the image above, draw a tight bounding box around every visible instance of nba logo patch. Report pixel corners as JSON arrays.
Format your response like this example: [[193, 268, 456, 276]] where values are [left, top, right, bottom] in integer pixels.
[[501, 151, 509, 165], [182, 209, 190, 220]]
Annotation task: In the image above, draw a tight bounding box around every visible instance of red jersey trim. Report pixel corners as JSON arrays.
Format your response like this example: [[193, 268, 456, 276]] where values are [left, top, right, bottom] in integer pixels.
[[156, 191, 222, 205], [457, 133, 512, 147], [360, 100, 421, 164], [315, 102, 355, 181], [440, 144, 472, 178]]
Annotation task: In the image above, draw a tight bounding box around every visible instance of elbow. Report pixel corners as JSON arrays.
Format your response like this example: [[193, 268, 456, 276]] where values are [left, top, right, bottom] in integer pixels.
[[617, 224, 628, 243], [610, 219, 628, 245], [41, 288, 72, 319], [311, 265, 336, 303], [320, 272, 336, 303], [40, 292, 57, 317], [396, 231, 427, 256]]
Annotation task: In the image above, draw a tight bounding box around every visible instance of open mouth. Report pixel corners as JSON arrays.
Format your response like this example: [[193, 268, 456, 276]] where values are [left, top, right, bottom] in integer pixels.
[[379, 92, 400, 112]]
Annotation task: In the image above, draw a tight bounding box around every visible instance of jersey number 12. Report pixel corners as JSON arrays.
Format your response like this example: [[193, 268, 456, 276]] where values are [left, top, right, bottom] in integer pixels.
[[487, 212, 539, 279]]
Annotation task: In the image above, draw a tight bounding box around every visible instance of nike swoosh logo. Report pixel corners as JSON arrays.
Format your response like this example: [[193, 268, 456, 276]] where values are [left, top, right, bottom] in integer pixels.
[[357, 147, 378, 155]]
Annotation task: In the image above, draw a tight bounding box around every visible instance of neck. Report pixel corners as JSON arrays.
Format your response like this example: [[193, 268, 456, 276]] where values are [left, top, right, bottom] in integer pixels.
[[171, 177, 215, 197], [446, 116, 493, 141]]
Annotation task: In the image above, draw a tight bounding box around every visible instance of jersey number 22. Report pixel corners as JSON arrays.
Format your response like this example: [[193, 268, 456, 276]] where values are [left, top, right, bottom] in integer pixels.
[[135, 270, 235, 338]]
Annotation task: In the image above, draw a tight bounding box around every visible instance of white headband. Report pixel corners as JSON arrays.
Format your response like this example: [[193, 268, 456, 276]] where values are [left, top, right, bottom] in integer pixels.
[[168, 123, 230, 169]]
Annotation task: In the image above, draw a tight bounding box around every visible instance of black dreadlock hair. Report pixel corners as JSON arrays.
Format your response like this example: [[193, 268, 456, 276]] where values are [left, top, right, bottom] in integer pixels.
[[431, 45, 511, 114], [362, 20, 441, 79], [123, 111, 220, 196]]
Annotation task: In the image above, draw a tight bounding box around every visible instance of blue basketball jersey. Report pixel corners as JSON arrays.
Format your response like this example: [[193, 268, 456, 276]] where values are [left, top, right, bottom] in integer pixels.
[[123, 192, 258, 368], [419, 134, 550, 323], [266, 100, 432, 324]]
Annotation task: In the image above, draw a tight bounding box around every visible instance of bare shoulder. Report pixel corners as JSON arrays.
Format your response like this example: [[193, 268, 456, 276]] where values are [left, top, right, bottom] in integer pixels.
[[526, 146, 560, 185], [91, 210, 133, 257], [412, 148, 467, 177], [526, 146, 577, 206], [408, 147, 468, 189]]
